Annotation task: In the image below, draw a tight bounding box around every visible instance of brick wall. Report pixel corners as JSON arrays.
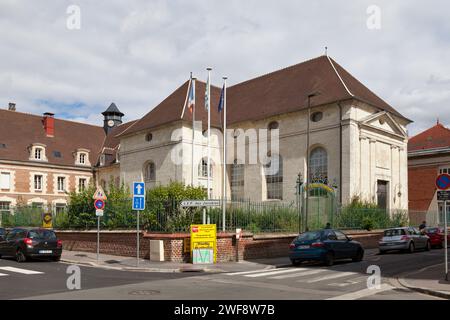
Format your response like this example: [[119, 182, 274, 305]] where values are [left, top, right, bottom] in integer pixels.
[[56, 230, 383, 262]]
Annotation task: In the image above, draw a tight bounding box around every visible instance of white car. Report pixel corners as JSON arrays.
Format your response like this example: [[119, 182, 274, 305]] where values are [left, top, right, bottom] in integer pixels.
[[378, 227, 430, 254]]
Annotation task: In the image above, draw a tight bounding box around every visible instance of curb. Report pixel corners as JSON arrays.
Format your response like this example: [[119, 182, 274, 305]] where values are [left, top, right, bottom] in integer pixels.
[[397, 277, 450, 299]]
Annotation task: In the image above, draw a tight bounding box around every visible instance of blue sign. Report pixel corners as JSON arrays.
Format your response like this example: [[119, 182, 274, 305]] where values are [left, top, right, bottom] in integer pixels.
[[94, 199, 105, 210], [133, 182, 145, 196], [436, 174, 450, 190], [132, 196, 145, 210]]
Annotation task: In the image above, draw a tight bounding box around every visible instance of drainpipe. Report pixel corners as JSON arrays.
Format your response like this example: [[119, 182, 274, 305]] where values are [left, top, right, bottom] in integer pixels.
[[338, 102, 343, 205]]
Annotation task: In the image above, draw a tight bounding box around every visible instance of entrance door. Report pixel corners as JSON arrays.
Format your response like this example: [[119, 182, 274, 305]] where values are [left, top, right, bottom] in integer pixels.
[[377, 180, 388, 210]]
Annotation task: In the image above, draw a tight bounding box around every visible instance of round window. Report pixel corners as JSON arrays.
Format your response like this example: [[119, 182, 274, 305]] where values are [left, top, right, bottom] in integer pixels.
[[233, 129, 241, 138], [145, 133, 153, 142], [268, 121, 279, 130], [311, 112, 323, 122]]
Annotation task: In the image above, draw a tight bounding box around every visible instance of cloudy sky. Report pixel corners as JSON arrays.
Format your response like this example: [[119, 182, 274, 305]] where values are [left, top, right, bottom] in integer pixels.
[[0, 0, 449, 136]]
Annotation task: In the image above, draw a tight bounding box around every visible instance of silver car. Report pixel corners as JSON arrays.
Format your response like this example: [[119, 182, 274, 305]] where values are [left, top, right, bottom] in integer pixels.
[[378, 227, 430, 254]]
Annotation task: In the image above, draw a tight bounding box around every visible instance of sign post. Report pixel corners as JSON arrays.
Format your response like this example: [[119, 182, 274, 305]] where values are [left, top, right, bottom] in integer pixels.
[[93, 187, 107, 262], [133, 182, 146, 266], [190, 224, 217, 264], [436, 173, 450, 281]]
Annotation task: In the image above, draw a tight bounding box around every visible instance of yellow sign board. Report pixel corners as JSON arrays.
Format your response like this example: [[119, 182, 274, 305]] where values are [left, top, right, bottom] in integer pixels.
[[42, 212, 52, 229], [190, 224, 217, 264]]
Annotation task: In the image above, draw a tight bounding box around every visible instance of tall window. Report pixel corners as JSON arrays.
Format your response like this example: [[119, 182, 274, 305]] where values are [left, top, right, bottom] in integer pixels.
[[264, 154, 283, 200], [78, 178, 86, 192], [0, 172, 11, 190], [0, 201, 11, 214], [230, 160, 244, 201], [144, 161, 156, 181], [57, 177, 65, 192], [309, 147, 328, 184], [34, 175, 43, 191], [79, 153, 86, 164], [199, 158, 213, 178]]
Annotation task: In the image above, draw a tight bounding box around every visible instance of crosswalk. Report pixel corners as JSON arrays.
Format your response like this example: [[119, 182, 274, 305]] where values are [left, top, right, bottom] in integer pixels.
[[0, 266, 43, 277], [225, 266, 394, 299]]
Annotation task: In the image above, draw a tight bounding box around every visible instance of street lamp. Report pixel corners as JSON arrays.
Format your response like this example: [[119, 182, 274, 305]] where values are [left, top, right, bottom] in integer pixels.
[[305, 92, 319, 232]]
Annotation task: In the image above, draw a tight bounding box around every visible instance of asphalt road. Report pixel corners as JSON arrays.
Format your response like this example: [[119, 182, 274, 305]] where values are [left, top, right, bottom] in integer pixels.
[[0, 248, 447, 300]]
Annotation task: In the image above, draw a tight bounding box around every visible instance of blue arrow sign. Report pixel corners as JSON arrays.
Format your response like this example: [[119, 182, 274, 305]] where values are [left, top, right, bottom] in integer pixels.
[[132, 196, 145, 210], [133, 182, 145, 196]]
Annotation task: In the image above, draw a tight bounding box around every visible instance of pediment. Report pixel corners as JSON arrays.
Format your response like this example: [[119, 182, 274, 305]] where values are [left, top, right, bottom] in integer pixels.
[[360, 112, 407, 138]]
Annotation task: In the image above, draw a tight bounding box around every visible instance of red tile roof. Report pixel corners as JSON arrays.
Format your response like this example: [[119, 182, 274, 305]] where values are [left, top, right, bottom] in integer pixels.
[[0, 109, 105, 167], [408, 122, 450, 152], [122, 55, 408, 137]]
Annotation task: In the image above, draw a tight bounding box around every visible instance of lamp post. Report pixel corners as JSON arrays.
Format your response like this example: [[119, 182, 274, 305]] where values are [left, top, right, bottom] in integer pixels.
[[296, 172, 304, 232], [305, 92, 318, 231]]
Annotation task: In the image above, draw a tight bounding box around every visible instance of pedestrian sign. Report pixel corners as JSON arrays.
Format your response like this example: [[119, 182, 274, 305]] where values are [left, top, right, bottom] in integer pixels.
[[132, 196, 145, 210], [93, 186, 107, 200]]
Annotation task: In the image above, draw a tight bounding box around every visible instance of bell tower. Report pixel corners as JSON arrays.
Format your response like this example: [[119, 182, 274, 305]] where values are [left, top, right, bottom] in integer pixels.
[[102, 102, 124, 134]]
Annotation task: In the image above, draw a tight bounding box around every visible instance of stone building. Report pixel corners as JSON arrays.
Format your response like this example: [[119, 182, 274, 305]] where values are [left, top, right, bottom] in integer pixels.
[[114, 55, 411, 210]]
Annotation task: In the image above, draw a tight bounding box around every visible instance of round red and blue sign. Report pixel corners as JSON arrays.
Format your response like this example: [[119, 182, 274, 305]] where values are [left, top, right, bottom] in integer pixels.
[[436, 173, 450, 190], [94, 199, 105, 210]]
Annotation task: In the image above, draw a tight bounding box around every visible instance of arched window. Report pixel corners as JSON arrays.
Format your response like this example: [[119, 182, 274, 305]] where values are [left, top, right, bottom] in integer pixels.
[[230, 160, 244, 201], [144, 161, 156, 181], [198, 158, 213, 178], [309, 147, 328, 184], [264, 154, 283, 200]]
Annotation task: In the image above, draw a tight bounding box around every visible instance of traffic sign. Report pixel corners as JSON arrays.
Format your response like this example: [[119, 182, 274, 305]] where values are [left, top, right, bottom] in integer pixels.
[[181, 200, 221, 207], [96, 209, 104, 217], [93, 186, 107, 200], [132, 195, 145, 210], [133, 182, 145, 196], [437, 191, 450, 201], [94, 199, 105, 210], [436, 173, 450, 190]]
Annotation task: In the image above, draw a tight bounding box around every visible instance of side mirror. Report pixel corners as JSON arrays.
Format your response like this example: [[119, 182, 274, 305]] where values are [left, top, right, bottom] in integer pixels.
[[347, 236, 353, 241]]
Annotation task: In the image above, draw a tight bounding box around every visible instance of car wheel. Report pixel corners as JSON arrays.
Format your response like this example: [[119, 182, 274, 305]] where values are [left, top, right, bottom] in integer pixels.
[[408, 242, 415, 254], [425, 241, 431, 251], [379, 250, 386, 255], [353, 249, 364, 262], [324, 252, 334, 266], [52, 256, 61, 262], [16, 249, 27, 263]]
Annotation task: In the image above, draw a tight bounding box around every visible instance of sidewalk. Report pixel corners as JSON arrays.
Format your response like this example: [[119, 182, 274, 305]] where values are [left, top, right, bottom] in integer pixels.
[[60, 250, 284, 273], [398, 263, 450, 299]]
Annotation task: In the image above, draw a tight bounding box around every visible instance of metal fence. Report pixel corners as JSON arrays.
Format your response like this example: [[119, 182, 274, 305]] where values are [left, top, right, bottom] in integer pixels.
[[0, 199, 433, 234]]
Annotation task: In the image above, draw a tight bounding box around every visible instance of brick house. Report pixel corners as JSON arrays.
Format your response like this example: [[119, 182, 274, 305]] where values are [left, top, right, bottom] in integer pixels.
[[408, 121, 450, 225], [0, 102, 129, 217]]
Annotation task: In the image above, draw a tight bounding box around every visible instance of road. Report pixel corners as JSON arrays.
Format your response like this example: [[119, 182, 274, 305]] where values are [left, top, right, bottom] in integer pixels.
[[0, 248, 446, 300]]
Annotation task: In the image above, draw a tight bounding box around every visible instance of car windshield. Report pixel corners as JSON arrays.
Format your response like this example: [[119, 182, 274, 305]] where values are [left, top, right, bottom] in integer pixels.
[[28, 230, 56, 240], [0, 229, 5, 235], [296, 231, 322, 241], [425, 228, 439, 234], [384, 229, 406, 236]]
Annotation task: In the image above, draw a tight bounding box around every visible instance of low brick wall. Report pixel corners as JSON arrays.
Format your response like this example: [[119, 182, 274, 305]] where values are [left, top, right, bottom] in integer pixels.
[[56, 230, 149, 259], [56, 230, 383, 262]]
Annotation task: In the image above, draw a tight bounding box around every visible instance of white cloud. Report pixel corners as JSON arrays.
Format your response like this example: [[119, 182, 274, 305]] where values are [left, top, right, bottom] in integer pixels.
[[0, 0, 449, 136]]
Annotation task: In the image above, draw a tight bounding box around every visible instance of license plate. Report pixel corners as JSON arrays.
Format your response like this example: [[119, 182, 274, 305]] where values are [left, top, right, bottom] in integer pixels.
[[298, 245, 310, 249], [39, 250, 52, 254]]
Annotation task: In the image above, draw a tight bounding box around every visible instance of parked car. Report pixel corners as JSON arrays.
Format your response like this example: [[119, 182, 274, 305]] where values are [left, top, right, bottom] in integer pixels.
[[0, 227, 62, 262], [423, 227, 450, 248], [289, 229, 364, 266], [378, 227, 430, 254], [0, 228, 5, 238]]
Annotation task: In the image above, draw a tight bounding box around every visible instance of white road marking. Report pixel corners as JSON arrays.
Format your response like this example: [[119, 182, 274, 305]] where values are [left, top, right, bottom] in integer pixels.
[[269, 269, 327, 279], [225, 268, 278, 276], [245, 268, 303, 278], [304, 271, 358, 283], [0, 273, 8, 277], [327, 276, 367, 287], [0, 266, 43, 275], [327, 283, 394, 300]]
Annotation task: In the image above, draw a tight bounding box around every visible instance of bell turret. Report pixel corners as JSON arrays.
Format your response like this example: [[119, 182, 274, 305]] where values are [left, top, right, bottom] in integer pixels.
[[102, 102, 124, 134]]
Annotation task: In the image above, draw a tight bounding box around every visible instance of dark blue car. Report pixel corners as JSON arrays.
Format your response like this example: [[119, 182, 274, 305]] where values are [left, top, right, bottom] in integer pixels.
[[289, 229, 364, 266]]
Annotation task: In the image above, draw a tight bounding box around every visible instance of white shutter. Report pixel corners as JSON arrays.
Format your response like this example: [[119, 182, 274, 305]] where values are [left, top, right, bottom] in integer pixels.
[[0, 172, 11, 189]]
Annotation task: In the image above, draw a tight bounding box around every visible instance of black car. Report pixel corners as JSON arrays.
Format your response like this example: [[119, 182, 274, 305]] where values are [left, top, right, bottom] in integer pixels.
[[0, 227, 62, 262], [289, 229, 364, 266]]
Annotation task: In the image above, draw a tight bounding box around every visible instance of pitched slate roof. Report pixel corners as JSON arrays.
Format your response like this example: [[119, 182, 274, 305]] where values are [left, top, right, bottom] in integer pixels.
[[102, 102, 124, 116], [408, 122, 450, 152], [0, 109, 105, 167]]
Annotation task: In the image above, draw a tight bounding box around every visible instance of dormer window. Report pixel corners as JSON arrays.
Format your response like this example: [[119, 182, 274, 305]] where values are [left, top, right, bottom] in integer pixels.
[[29, 144, 47, 162], [99, 154, 106, 166], [74, 149, 91, 166]]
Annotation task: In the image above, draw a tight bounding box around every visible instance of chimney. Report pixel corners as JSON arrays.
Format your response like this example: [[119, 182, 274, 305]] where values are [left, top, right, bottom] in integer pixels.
[[8, 102, 16, 111], [43, 112, 55, 137]]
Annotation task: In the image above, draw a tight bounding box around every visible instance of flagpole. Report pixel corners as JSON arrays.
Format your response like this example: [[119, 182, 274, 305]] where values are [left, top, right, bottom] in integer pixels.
[[222, 77, 227, 232], [207, 68, 212, 204], [191, 76, 196, 186]]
